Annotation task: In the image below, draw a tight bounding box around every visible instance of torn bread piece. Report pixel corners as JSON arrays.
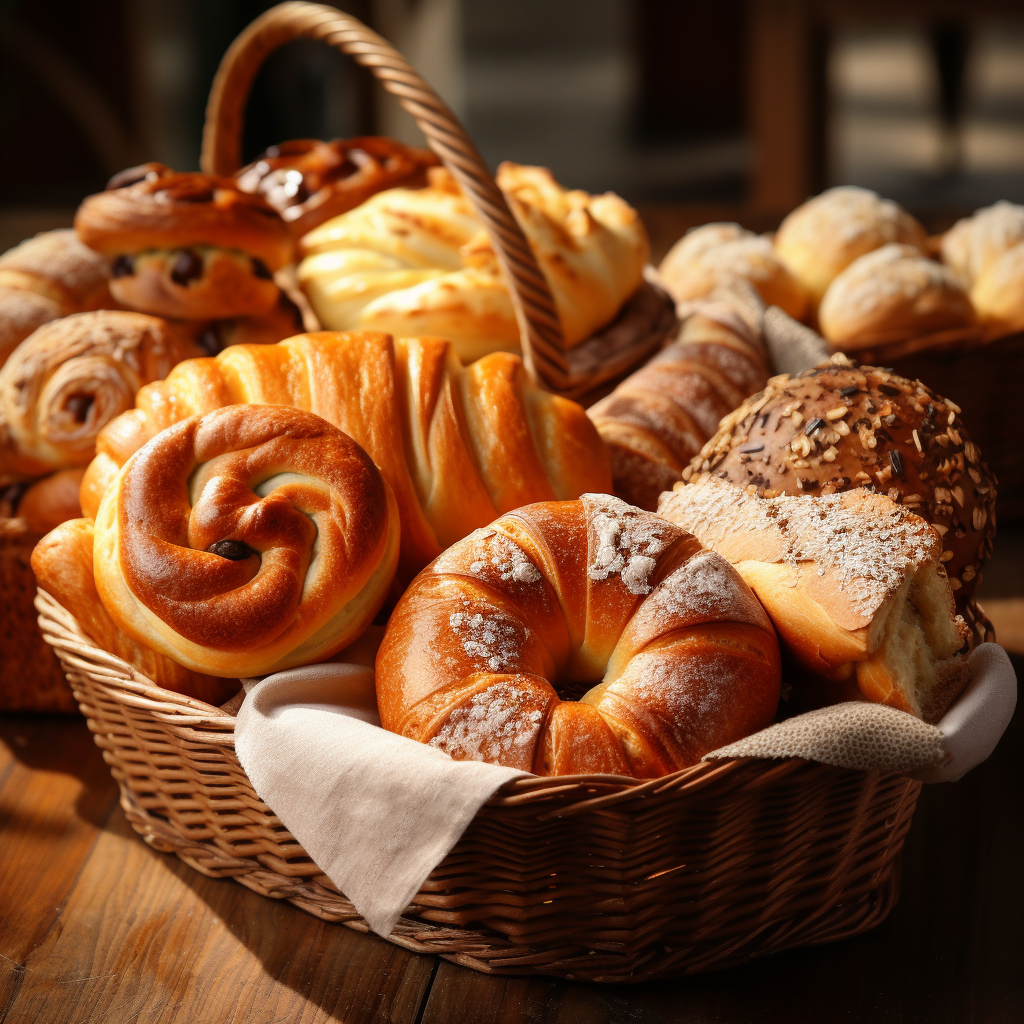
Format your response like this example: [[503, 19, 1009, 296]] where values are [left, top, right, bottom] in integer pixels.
[[658, 477, 970, 722]]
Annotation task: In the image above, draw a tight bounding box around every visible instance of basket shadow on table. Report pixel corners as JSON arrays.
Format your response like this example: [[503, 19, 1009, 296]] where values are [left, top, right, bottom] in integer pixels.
[[110, 656, 1024, 1022]]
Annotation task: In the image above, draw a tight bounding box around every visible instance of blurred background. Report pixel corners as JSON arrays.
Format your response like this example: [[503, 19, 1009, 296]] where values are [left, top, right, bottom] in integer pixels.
[[1, 0, 1024, 256]]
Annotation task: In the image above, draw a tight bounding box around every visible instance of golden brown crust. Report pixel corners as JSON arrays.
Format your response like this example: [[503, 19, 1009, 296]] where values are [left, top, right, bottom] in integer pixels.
[[31, 517, 237, 704], [0, 229, 113, 313], [0, 286, 62, 367], [682, 356, 997, 606], [818, 244, 977, 355], [775, 187, 928, 309], [235, 136, 440, 238], [75, 164, 294, 270], [0, 310, 205, 483], [14, 468, 84, 534], [93, 405, 400, 677], [376, 495, 780, 776], [80, 331, 612, 584]]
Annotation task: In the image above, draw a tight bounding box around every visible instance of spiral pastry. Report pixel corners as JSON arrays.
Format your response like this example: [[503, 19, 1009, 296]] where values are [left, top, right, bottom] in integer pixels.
[[0, 311, 205, 485], [93, 405, 400, 677]]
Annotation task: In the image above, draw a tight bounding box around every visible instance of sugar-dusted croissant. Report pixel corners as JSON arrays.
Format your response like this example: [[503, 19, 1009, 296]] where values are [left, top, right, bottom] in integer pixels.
[[587, 286, 770, 510], [377, 494, 780, 776], [32, 517, 238, 705], [80, 331, 612, 583], [659, 477, 970, 722], [0, 310, 205, 485], [92, 405, 400, 677]]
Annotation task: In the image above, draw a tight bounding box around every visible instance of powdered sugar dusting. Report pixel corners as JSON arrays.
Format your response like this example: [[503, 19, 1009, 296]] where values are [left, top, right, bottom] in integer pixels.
[[662, 477, 939, 618], [440, 528, 543, 587], [644, 550, 753, 625], [449, 610, 520, 672], [584, 493, 670, 595]]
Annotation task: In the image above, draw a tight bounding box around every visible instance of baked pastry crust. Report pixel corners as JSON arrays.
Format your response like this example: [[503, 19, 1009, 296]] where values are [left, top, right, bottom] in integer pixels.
[[376, 494, 780, 776], [0, 229, 112, 314]]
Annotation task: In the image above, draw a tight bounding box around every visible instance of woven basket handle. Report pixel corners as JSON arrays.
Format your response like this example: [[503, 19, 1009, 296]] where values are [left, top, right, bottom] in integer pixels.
[[201, 0, 568, 388]]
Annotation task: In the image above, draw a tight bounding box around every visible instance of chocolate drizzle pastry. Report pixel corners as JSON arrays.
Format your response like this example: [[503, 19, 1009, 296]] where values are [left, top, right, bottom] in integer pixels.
[[682, 354, 997, 606]]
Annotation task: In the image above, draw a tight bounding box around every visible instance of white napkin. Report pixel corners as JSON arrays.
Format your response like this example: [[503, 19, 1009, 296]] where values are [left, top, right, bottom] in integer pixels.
[[234, 643, 1015, 938]]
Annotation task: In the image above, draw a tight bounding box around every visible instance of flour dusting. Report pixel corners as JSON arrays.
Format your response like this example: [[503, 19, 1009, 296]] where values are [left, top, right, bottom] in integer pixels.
[[584, 493, 671, 595]]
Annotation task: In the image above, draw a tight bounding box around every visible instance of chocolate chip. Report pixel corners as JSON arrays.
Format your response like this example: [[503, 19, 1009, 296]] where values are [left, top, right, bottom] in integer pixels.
[[805, 417, 825, 435], [171, 249, 204, 286], [197, 328, 223, 357], [251, 257, 273, 280], [65, 394, 94, 423], [890, 450, 905, 479], [207, 540, 254, 560], [112, 254, 135, 278]]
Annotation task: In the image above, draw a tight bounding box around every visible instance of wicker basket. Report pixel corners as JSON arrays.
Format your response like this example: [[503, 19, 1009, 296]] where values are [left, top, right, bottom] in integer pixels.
[[200, 1, 674, 401], [0, 520, 75, 713], [37, 587, 921, 982]]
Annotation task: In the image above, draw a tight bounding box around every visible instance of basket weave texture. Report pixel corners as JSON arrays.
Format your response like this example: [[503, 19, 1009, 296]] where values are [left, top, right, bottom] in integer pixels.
[[37, 588, 921, 982]]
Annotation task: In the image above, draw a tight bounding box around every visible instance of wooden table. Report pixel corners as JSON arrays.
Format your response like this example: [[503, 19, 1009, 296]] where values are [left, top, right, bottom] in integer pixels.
[[0, 646, 1021, 1023]]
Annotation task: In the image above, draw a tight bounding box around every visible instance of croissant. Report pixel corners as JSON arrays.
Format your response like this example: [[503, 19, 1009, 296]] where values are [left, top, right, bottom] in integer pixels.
[[92, 405, 400, 677], [0, 310, 205, 485], [32, 517, 238, 705], [376, 494, 781, 776], [80, 331, 612, 583], [587, 288, 770, 510], [659, 477, 970, 722]]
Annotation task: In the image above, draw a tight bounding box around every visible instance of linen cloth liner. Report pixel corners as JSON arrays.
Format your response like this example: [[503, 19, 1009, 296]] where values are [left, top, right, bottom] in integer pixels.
[[234, 643, 1015, 939]]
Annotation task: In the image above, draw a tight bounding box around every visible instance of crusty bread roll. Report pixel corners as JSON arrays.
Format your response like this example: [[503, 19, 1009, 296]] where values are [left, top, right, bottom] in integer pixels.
[[774, 186, 928, 309], [235, 136, 440, 238], [93, 405, 400, 677], [660, 477, 969, 722], [298, 164, 649, 362], [79, 331, 612, 584], [376, 494, 780, 776], [940, 200, 1024, 287], [32, 517, 238, 704], [818, 243, 977, 357], [75, 163, 294, 320], [0, 229, 116, 365], [7, 467, 84, 534], [588, 288, 770, 510], [0, 310, 205, 484], [683, 355, 997, 608], [659, 223, 808, 321], [968, 241, 1024, 338]]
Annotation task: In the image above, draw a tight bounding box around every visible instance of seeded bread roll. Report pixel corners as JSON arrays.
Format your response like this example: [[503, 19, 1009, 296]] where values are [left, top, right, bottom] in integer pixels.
[[682, 356, 997, 607], [774, 186, 928, 309], [75, 163, 294, 320], [818, 243, 977, 358], [659, 223, 808, 321]]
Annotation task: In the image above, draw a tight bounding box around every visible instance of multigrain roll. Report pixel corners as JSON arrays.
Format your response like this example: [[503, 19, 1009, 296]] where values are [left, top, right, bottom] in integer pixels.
[[818, 243, 977, 357], [377, 495, 781, 776], [75, 163, 294, 320], [774, 186, 928, 309], [659, 223, 808, 321], [92, 405, 400, 677], [682, 356, 997, 607], [235, 136, 439, 238]]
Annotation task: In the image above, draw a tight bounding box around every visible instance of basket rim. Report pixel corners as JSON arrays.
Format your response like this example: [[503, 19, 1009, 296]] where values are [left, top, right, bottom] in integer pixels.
[[34, 586, 829, 814]]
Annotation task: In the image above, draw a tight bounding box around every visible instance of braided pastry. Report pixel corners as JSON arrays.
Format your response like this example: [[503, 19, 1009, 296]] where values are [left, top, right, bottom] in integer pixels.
[[588, 289, 770, 510], [80, 331, 611, 583], [376, 494, 781, 776], [0, 310, 205, 485], [93, 405, 399, 677], [75, 163, 293, 320], [235, 137, 439, 238], [298, 164, 649, 363]]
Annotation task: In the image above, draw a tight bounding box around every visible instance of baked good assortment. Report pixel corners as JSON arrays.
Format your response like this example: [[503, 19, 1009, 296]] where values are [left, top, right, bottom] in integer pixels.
[[235, 136, 439, 238], [660, 477, 970, 722], [79, 331, 612, 583], [588, 285, 770, 510], [75, 163, 294, 320], [376, 494, 781, 775], [682, 356, 997, 609], [0, 310, 205, 484], [658, 223, 808, 321], [297, 164, 651, 363]]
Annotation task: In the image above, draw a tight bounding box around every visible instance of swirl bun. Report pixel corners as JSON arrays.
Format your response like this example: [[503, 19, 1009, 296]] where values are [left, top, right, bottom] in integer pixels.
[[235, 137, 440, 238], [0, 310, 205, 484], [377, 495, 780, 776], [75, 164, 294, 320], [93, 405, 400, 677]]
